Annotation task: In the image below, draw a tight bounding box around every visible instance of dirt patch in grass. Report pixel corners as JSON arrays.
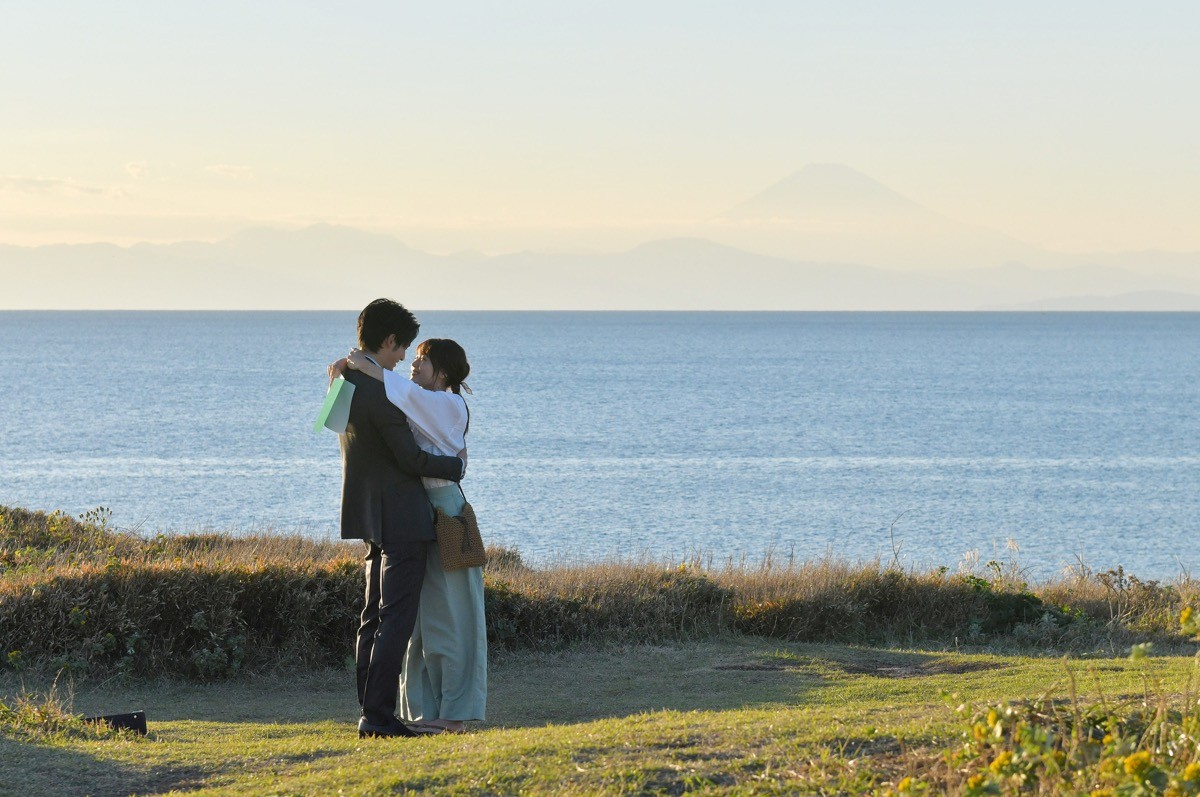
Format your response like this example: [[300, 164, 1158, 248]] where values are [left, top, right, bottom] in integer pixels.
[[711, 650, 1002, 679], [838, 735, 907, 757], [836, 657, 1004, 679], [639, 766, 738, 795], [712, 661, 800, 672]]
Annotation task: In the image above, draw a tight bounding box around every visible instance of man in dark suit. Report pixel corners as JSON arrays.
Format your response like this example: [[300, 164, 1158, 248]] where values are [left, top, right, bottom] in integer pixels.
[[339, 298, 466, 739]]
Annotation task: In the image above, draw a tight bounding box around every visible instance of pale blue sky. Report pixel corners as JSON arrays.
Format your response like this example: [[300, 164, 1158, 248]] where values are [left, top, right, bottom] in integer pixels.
[[3, 1, 1198, 251]]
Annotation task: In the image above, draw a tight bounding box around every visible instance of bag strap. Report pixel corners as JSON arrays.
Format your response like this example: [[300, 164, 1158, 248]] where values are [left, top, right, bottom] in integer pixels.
[[458, 397, 469, 501], [430, 396, 471, 516], [429, 488, 468, 516]]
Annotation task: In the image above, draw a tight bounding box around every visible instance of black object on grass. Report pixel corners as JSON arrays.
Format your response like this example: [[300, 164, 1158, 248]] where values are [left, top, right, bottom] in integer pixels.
[[85, 711, 147, 735]]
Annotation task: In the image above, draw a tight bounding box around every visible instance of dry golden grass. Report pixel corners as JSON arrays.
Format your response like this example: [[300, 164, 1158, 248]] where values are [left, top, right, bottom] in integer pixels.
[[3, 505, 1198, 681]]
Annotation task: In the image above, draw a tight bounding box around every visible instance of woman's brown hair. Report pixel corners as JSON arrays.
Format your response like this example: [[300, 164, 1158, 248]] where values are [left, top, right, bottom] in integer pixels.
[[416, 338, 471, 395]]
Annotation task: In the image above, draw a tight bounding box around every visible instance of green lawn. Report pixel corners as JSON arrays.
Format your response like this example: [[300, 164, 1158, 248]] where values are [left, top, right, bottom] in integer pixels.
[[3, 637, 1197, 796]]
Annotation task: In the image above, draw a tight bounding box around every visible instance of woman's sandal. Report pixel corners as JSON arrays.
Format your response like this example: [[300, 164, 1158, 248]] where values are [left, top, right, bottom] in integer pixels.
[[409, 723, 448, 735], [413, 721, 468, 735]]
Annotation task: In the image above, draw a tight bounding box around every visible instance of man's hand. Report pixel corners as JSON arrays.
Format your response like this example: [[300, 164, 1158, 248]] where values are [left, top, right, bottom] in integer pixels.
[[327, 357, 348, 384]]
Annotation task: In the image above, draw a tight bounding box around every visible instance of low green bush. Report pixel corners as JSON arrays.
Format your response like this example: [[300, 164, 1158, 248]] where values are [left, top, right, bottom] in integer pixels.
[[3, 506, 1197, 679], [729, 568, 1081, 645], [1, 561, 361, 678], [485, 564, 731, 648]]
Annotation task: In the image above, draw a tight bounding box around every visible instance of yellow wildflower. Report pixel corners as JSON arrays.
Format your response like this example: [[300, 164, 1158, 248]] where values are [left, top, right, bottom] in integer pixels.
[[1183, 606, 1199, 637], [1184, 762, 1200, 782], [1123, 750, 1152, 778], [989, 750, 1013, 774], [987, 709, 998, 727], [966, 774, 984, 789], [897, 776, 913, 792]]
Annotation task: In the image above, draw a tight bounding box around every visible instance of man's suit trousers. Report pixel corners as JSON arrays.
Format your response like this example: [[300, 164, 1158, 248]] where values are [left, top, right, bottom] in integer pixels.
[[357, 540, 428, 725]]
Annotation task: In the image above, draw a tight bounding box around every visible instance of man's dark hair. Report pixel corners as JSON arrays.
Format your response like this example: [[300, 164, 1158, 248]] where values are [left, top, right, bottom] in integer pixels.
[[357, 298, 420, 351]]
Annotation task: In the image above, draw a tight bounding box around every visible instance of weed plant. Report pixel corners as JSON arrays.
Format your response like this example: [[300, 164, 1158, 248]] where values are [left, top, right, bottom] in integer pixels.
[[870, 613, 1200, 796], [0, 676, 125, 741]]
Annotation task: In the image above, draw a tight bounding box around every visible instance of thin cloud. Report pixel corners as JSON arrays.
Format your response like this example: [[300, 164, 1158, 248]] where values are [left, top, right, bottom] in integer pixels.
[[0, 176, 108, 196], [205, 164, 254, 179], [125, 161, 151, 179]]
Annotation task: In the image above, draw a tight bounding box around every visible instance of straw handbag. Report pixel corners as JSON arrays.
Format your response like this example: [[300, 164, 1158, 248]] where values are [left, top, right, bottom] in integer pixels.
[[434, 485, 485, 570]]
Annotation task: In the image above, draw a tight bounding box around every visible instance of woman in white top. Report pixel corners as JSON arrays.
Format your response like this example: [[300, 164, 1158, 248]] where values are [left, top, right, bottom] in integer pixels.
[[332, 338, 485, 734]]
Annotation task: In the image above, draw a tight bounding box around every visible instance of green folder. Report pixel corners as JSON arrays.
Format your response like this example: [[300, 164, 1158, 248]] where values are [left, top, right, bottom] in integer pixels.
[[314, 376, 356, 434]]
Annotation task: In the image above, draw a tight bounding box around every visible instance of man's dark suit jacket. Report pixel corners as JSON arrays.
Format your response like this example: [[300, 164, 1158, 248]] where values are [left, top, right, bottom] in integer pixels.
[[338, 369, 463, 546]]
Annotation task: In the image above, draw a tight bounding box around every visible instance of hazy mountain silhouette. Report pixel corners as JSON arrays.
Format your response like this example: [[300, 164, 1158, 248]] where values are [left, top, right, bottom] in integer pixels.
[[4, 164, 1200, 309], [981, 291, 1200, 311], [1, 227, 438, 310], [5, 225, 1199, 310], [720, 163, 927, 221], [703, 164, 1045, 269]]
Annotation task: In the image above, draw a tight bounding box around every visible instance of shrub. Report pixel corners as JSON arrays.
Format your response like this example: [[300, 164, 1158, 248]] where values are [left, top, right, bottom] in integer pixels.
[[727, 565, 1081, 645], [0, 560, 363, 678], [3, 505, 1198, 678], [485, 564, 731, 649]]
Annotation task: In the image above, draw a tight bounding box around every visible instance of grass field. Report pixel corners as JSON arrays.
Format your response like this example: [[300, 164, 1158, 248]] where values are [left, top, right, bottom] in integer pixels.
[[4, 506, 1200, 794], [4, 637, 1199, 796]]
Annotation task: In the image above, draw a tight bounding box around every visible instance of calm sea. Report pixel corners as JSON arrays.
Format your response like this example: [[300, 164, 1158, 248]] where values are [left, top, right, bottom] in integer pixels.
[[1, 311, 1197, 579]]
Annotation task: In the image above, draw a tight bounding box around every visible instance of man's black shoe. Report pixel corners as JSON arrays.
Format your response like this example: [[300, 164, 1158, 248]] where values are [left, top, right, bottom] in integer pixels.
[[358, 716, 418, 739]]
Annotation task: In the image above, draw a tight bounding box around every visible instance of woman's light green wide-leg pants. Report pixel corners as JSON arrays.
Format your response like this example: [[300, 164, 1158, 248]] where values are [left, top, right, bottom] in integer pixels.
[[400, 484, 488, 722]]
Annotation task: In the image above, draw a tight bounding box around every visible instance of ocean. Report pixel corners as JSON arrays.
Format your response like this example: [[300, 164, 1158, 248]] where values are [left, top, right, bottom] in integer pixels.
[[1, 311, 1197, 579]]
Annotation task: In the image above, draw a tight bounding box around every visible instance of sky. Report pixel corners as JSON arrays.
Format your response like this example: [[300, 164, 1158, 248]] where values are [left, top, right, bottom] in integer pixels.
[[2, 1, 1199, 255]]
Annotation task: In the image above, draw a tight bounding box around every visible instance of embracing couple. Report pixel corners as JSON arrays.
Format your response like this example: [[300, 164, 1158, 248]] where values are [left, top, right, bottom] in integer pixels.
[[328, 298, 486, 738]]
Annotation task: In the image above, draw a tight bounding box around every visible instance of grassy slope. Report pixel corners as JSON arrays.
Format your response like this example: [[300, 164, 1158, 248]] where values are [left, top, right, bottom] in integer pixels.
[[3, 637, 1197, 796]]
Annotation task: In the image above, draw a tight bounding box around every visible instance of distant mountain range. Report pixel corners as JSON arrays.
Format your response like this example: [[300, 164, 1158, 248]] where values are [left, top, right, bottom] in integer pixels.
[[3, 165, 1199, 310], [982, 291, 1200, 311], [721, 163, 930, 221]]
